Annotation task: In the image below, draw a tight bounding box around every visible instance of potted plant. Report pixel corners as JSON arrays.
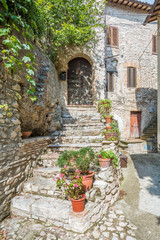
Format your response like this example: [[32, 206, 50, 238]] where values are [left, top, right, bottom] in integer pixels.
[[21, 127, 33, 138], [73, 147, 97, 191], [105, 115, 113, 124], [98, 150, 119, 168], [57, 147, 98, 191], [98, 99, 112, 122], [56, 167, 85, 212]]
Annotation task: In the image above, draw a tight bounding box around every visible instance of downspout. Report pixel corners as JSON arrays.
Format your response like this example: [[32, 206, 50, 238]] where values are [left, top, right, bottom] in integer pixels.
[[104, 2, 108, 99]]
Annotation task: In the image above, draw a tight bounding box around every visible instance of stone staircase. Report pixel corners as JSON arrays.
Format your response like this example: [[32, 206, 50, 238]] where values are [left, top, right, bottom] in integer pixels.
[[11, 160, 121, 233], [49, 106, 106, 152], [10, 105, 121, 233], [140, 117, 157, 152]]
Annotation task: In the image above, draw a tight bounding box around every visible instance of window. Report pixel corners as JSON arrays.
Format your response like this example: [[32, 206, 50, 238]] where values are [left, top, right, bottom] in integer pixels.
[[127, 67, 136, 88], [107, 26, 119, 47], [107, 72, 114, 92], [152, 35, 157, 54]]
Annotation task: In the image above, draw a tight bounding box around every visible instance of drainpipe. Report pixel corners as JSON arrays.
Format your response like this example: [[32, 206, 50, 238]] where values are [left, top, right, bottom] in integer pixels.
[[104, 2, 108, 99], [157, 17, 160, 152]]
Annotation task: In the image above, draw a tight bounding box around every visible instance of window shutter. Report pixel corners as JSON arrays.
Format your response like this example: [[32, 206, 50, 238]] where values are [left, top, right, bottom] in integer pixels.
[[107, 72, 114, 92], [152, 35, 157, 54], [133, 68, 136, 87], [112, 27, 118, 47], [127, 68, 131, 87], [107, 26, 118, 47], [107, 26, 111, 45], [127, 67, 136, 88]]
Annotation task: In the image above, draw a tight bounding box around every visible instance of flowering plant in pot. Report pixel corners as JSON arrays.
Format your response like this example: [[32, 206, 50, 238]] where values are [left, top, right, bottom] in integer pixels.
[[57, 147, 98, 191], [56, 167, 85, 212], [98, 150, 119, 168], [98, 99, 112, 119]]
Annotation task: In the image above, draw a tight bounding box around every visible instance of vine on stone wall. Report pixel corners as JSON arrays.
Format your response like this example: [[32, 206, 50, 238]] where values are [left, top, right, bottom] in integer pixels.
[[0, 0, 104, 115]]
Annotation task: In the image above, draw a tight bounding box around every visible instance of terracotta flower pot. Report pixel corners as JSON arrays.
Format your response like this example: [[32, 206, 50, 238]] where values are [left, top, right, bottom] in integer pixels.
[[98, 158, 111, 168], [82, 171, 94, 191], [104, 132, 116, 140], [106, 126, 112, 131], [105, 116, 112, 124], [22, 131, 32, 138], [70, 194, 86, 212]]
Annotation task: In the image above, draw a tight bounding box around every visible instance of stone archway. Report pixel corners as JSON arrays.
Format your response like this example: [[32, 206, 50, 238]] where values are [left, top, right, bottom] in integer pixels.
[[67, 57, 93, 105]]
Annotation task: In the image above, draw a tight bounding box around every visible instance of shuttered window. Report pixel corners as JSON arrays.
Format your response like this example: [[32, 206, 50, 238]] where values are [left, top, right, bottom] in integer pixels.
[[152, 35, 157, 54], [107, 26, 119, 47], [107, 72, 114, 92], [127, 67, 136, 88]]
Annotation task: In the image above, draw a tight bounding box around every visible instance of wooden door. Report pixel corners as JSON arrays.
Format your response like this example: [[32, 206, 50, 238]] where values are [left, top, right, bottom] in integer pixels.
[[67, 58, 92, 105], [130, 112, 141, 138]]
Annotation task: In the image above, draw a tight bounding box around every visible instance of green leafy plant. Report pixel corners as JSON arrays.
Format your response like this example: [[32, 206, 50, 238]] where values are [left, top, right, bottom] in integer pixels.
[[98, 99, 112, 119], [57, 150, 78, 168], [56, 166, 83, 200], [57, 147, 98, 174], [98, 150, 119, 168]]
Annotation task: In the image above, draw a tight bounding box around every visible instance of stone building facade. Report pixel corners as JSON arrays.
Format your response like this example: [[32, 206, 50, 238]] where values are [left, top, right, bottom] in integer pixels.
[[0, 0, 158, 222], [57, 0, 157, 139]]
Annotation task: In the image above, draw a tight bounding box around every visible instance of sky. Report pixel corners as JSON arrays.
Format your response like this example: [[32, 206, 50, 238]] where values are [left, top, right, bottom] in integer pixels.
[[141, 0, 154, 4]]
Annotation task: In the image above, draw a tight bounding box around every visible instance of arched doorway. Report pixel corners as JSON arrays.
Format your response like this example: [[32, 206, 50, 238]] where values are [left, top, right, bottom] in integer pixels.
[[67, 57, 93, 105]]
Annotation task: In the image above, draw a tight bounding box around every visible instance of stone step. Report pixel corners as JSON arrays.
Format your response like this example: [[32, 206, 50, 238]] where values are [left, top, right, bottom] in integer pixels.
[[11, 193, 96, 233], [62, 117, 102, 124], [52, 135, 103, 144], [39, 152, 60, 167], [49, 143, 102, 152], [23, 176, 60, 198], [33, 167, 60, 178], [63, 122, 104, 128], [60, 129, 102, 137]]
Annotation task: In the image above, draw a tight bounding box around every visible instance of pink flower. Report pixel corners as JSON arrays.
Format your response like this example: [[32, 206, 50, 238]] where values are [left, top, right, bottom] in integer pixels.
[[70, 159, 74, 162], [53, 178, 56, 181], [83, 176, 86, 180], [57, 177, 59, 180], [75, 175, 79, 179], [60, 173, 64, 178], [75, 169, 80, 173], [98, 155, 102, 158], [74, 184, 78, 188], [64, 165, 67, 169]]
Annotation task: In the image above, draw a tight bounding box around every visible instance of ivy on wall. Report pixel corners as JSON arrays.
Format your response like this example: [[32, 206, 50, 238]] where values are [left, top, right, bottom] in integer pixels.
[[0, 0, 104, 114]]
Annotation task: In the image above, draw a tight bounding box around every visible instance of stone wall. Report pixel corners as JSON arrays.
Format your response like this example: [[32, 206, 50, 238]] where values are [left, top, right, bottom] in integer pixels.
[[0, 40, 61, 221], [58, 2, 157, 139], [0, 136, 52, 221]]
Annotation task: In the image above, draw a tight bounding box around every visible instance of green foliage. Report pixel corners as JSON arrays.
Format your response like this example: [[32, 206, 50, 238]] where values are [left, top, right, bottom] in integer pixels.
[[0, 0, 103, 113], [0, 104, 12, 117], [36, 0, 103, 59], [57, 150, 78, 168], [57, 147, 98, 174], [98, 150, 119, 168], [0, 0, 37, 106], [98, 99, 112, 119]]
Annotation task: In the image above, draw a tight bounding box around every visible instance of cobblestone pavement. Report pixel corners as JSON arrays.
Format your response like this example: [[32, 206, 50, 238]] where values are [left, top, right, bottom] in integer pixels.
[[0, 205, 137, 240]]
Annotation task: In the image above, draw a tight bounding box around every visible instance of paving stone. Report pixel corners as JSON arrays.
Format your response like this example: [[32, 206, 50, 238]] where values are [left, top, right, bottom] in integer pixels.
[[119, 221, 127, 227], [105, 221, 113, 227], [102, 231, 110, 238], [126, 236, 136, 240], [92, 230, 101, 239]]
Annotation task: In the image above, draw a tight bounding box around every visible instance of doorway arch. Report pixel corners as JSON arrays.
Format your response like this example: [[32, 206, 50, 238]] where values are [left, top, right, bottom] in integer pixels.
[[67, 57, 93, 105]]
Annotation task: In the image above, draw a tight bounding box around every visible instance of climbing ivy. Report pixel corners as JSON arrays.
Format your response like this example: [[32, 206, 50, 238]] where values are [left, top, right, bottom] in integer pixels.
[[0, 0, 103, 115]]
